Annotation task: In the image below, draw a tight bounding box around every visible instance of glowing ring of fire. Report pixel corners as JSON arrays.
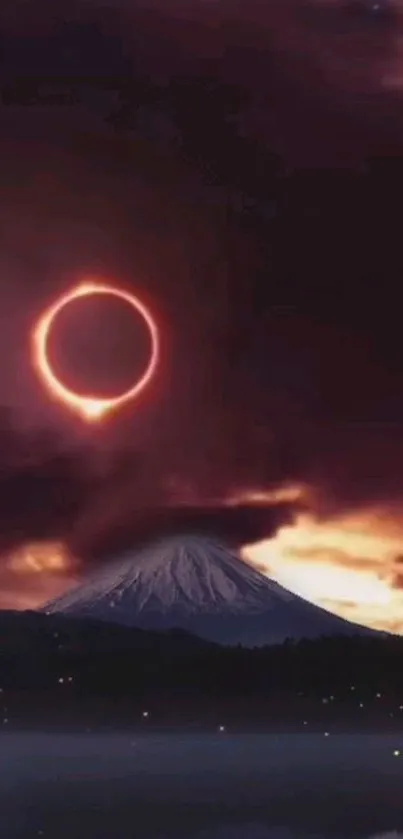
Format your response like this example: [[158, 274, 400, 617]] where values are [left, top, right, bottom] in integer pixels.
[[32, 281, 159, 422]]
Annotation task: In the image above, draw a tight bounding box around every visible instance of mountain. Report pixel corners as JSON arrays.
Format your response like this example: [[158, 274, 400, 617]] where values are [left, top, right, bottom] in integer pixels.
[[43, 534, 377, 646]]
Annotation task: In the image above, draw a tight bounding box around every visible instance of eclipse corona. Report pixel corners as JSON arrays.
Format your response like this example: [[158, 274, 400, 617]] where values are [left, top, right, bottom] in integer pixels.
[[32, 281, 159, 422]]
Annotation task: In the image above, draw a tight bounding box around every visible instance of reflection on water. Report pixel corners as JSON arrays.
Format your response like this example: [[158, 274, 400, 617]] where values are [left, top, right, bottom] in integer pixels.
[[1, 734, 403, 839]]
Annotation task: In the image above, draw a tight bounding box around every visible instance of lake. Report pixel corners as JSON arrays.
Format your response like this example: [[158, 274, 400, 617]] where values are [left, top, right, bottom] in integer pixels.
[[1, 732, 402, 839]]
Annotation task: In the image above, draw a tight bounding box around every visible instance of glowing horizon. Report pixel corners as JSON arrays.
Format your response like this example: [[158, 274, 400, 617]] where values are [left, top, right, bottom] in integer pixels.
[[242, 504, 403, 634], [3, 491, 403, 635]]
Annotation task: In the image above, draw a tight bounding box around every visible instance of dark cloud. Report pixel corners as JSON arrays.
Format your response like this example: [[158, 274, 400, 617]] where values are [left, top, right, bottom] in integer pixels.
[[112, 0, 403, 166], [0, 409, 95, 553], [0, 407, 302, 567], [0, 0, 402, 610], [70, 500, 301, 562]]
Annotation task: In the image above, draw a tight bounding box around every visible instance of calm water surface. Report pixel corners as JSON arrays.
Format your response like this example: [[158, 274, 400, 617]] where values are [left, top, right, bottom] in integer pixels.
[[1, 733, 402, 839]]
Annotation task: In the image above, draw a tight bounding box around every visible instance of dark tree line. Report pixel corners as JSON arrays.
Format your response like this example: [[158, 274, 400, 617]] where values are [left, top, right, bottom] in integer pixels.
[[0, 611, 402, 729], [0, 609, 403, 699]]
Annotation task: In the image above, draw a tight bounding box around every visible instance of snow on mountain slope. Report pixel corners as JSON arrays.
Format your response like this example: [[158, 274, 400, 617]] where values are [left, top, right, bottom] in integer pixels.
[[43, 534, 377, 646]]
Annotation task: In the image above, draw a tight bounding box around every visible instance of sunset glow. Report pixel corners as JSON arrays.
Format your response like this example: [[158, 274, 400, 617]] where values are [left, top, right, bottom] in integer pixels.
[[225, 483, 309, 507], [8, 541, 73, 575], [242, 506, 403, 634], [32, 280, 160, 422]]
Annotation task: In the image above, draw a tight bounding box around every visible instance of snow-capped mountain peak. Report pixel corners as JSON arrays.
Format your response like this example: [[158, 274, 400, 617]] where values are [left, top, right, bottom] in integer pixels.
[[43, 533, 377, 646], [46, 534, 292, 618]]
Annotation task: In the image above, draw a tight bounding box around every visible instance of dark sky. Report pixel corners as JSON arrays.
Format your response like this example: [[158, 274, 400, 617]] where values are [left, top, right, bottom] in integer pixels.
[[1, 0, 403, 629]]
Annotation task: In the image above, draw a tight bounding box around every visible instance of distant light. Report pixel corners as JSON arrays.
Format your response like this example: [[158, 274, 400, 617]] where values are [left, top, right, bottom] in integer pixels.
[[218, 725, 226, 733], [3, 718, 8, 725], [350, 686, 355, 691], [68, 676, 73, 683], [322, 698, 328, 704], [58, 677, 64, 684], [399, 705, 403, 711], [303, 720, 308, 726], [359, 703, 364, 708], [142, 710, 149, 718], [329, 695, 335, 701], [324, 731, 330, 737], [376, 693, 381, 699], [393, 749, 401, 757]]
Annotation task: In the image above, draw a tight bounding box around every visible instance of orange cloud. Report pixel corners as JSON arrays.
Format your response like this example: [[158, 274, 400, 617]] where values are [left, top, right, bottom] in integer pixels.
[[0, 541, 78, 611], [2, 492, 403, 635], [8, 541, 73, 575], [242, 506, 403, 634], [224, 483, 310, 507]]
